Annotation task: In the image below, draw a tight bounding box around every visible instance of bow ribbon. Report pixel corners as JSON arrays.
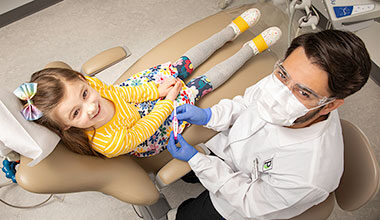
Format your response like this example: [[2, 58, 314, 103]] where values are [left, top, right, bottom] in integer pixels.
[[13, 83, 43, 121]]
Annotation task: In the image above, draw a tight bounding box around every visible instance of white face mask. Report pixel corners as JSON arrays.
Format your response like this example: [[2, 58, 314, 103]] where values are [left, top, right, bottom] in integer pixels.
[[252, 74, 324, 126]]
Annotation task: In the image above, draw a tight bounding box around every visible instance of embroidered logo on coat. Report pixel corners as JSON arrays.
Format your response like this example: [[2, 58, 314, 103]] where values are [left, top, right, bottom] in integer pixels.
[[263, 158, 273, 172]]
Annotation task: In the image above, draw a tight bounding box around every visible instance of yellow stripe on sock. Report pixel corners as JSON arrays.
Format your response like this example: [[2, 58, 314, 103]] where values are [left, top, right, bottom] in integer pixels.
[[252, 34, 268, 53], [232, 16, 249, 33]]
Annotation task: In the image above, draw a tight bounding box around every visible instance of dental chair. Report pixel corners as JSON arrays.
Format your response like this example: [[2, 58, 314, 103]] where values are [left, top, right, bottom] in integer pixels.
[[12, 4, 380, 220]]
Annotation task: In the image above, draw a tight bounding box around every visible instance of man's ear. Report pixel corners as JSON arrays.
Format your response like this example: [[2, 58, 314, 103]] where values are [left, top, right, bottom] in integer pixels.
[[320, 99, 344, 115]]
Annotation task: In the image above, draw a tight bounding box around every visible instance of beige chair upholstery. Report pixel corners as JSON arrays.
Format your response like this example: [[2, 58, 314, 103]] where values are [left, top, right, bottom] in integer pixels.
[[335, 119, 380, 211], [17, 142, 160, 205], [44, 61, 73, 70], [14, 4, 379, 219]]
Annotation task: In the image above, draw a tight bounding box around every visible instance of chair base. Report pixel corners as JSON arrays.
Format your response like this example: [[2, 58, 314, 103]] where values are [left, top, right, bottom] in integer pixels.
[[138, 193, 171, 220]]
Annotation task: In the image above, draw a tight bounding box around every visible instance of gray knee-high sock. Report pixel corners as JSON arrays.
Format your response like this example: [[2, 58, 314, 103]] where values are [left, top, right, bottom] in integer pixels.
[[204, 44, 254, 90], [183, 27, 235, 69]]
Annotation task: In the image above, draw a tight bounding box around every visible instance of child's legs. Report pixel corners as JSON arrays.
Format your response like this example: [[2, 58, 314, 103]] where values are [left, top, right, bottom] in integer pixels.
[[183, 27, 235, 70], [173, 27, 235, 81], [187, 44, 254, 101], [204, 45, 253, 89], [174, 8, 261, 81]]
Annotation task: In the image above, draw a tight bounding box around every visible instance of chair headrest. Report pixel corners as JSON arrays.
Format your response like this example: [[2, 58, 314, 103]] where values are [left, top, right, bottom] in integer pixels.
[[0, 88, 60, 166]]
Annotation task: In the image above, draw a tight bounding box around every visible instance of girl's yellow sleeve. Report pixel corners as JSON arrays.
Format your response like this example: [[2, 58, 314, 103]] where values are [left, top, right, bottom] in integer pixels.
[[85, 76, 109, 90], [114, 82, 159, 103], [91, 100, 174, 158], [85, 76, 159, 103]]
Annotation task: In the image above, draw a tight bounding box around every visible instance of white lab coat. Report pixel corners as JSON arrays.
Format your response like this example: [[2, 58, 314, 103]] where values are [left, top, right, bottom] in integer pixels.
[[188, 84, 344, 220]]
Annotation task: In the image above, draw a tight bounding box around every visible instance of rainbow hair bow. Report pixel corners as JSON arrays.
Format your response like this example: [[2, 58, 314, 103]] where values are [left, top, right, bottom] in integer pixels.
[[13, 83, 43, 121]]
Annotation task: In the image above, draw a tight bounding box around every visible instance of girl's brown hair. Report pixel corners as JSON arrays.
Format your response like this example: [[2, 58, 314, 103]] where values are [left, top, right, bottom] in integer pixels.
[[22, 68, 104, 158]]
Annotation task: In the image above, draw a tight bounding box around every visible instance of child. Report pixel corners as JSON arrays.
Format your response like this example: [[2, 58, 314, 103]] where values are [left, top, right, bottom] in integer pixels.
[[14, 8, 281, 158]]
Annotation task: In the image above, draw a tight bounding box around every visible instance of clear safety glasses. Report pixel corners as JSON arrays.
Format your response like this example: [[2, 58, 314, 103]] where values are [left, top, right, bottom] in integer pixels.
[[273, 60, 335, 108]]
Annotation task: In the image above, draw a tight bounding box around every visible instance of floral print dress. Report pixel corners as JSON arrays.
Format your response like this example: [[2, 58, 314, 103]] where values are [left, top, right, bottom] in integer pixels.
[[119, 56, 213, 157]]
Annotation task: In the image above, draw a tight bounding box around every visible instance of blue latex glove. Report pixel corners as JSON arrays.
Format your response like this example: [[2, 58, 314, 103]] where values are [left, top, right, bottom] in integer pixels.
[[167, 131, 198, 162], [171, 104, 212, 125]]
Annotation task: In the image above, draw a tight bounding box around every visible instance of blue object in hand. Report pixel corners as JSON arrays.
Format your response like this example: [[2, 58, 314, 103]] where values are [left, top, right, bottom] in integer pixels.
[[167, 131, 198, 162], [170, 104, 212, 126], [2, 159, 19, 183]]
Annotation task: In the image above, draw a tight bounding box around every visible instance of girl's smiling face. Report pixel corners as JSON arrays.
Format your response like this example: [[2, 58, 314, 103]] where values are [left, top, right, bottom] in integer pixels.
[[51, 79, 113, 130]]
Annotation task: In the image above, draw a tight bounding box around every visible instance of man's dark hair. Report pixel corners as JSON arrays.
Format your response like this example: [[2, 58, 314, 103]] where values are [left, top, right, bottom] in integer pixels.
[[285, 30, 371, 99]]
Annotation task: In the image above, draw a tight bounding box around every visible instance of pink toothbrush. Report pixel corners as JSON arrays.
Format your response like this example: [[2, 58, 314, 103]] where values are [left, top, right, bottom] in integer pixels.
[[172, 102, 179, 141]]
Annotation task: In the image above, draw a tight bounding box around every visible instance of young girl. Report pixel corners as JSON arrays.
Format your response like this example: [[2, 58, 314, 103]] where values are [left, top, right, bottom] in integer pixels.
[[14, 8, 281, 158]]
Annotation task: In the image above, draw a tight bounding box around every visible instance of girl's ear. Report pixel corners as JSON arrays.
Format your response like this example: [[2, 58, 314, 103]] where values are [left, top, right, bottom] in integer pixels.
[[63, 125, 71, 131]]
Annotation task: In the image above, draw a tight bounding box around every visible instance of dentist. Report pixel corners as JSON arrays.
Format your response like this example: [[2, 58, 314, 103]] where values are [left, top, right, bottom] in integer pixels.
[[167, 30, 371, 220]]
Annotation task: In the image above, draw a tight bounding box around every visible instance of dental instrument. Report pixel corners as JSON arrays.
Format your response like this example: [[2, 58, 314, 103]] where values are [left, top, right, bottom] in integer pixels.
[[172, 101, 179, 141]]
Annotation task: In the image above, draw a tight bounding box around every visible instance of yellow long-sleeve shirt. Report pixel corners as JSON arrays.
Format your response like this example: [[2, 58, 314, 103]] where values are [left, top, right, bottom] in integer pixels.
[[85, 76, 174, 158]]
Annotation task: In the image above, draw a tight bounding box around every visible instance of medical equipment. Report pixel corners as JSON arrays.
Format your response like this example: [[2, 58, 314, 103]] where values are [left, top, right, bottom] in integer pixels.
[[2, 159, 19, 183], [311, 0, 380, 31], [172, 102, 179, 141], [287, 0, 320, 45], [1, 151, 20, 183]]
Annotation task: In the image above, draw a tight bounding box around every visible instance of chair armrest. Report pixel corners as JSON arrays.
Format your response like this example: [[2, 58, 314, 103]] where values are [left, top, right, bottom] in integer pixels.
[[16, 142, 159, 205], [81, 46, 131, 76], [155, 144, 208, 188]]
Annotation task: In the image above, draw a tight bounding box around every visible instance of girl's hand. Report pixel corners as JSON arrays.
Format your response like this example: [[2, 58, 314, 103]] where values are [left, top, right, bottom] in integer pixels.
[[158, 77, 177, 98], [165, 81, 182, 101]]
